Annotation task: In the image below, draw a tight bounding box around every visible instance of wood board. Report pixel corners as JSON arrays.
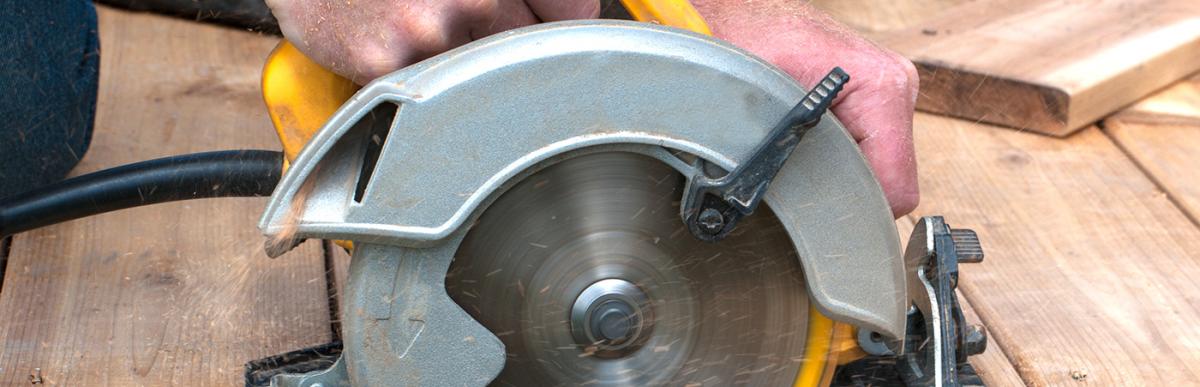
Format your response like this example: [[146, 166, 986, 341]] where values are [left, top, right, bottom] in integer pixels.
[[0, 7, 333, 386], [910, 113, 1200, 385], [874, 0, 1200, 136], [1112, 73, 1200, 124], [1105, 73, 1200, 225], [809, 0, 965, 37], [958, 292, 1025, 387]]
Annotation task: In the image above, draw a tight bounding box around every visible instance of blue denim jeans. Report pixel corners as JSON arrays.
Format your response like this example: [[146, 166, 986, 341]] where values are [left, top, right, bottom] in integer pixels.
[[0, 0, 99, 198]]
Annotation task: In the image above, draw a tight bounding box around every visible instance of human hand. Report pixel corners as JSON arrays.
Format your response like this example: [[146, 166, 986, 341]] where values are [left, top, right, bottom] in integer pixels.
[[265, 0, 600, 84], [694, 1, 920, 217]]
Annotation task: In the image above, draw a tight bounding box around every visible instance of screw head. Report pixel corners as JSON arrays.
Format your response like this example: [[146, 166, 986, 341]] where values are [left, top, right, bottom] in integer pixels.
[[962, 324, 987, 356], [697, 208, 725, 234]]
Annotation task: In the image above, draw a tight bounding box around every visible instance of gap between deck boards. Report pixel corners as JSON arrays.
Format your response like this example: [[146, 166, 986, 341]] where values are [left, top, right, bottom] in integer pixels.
[[1099, 121, 1200, 229]]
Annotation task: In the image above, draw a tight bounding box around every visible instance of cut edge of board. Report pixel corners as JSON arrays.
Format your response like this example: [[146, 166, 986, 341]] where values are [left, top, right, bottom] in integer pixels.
[[914, 60, 1072, 136], [887, 0, 1200, 138]]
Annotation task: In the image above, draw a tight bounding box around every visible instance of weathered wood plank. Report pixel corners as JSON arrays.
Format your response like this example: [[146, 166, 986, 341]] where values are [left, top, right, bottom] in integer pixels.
[[876, 0, 1200, 136], [1105, 74, 1200, 226], [958, 291, 1026, 387], [1112, 73, 1200, 124], [0, 7, 332, 386], [809, 0, 964, 36], [911, 113, 1200, 385]]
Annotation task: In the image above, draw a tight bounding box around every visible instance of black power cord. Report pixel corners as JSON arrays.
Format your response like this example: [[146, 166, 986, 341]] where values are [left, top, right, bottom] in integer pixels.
[[0, 150, 283, 238]]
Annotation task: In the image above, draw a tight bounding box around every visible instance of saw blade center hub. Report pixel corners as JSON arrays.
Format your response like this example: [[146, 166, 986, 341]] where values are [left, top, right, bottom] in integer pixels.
[[571, 278, 654, 354], [594, 302, 634, 342]]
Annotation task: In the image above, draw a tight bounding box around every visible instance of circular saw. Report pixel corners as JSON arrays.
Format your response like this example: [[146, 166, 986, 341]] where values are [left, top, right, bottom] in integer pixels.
[[254, 10, 989, 387], [0, 1, 989, 386]]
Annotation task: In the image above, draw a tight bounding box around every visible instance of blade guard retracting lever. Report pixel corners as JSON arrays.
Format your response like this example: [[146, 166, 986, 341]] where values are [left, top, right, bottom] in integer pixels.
[[682, 67, 849, 241]]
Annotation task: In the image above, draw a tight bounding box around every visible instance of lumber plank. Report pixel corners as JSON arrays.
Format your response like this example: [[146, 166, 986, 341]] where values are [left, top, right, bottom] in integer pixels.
[[1117, 73, 1200, 123], [1104, 73, 1200, 227], [911, 113, 1200, 385], [0, 7, 333, 386], [1105, 73, 1200, 225], [875, 0, 1200, 136], [896, 218, 1025, 387], [957, 292, 1025, 387], [808, 0, 965, 36]]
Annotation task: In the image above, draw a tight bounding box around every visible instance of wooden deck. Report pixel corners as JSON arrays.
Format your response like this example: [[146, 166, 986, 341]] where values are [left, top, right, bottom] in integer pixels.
[[1, 5, 1198, 386]]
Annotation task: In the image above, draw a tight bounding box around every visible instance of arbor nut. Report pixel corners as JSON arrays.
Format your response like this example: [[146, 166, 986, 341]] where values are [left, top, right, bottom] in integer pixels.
[[591, 300, 638, 344]]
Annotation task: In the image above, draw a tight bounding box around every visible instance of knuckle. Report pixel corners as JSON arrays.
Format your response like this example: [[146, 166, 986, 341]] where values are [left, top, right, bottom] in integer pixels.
[[895, 192, 919, 216], [861, 51, 919, 103], [888, 53, 920, 91], [904, 189, 920, 211], [344, 45, 399, 81], [577, 0, 602, 18], [398, 15, 453, 55], [458, 0, 500, 18]]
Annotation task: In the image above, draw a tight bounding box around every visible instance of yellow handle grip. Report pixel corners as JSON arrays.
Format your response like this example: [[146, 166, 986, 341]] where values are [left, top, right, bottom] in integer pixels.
[[261, 0, 710, 163], [619, 0, 712, 36], [261, 42, 359, 165]]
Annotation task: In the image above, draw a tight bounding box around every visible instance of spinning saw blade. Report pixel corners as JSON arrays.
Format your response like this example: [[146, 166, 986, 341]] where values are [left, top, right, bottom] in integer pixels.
[[447, 152, 809, 386]]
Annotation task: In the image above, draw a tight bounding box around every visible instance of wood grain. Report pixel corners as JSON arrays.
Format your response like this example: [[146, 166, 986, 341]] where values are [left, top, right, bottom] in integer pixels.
[[1105, 74, 1200, 225], [875, 0, 1200, 136], [1116, 73, 1200, 124], [0, 7, 332, 386], [808, 0, 965, 37], [957, 292, 1025, 387], [911, 113, 1200, 385]]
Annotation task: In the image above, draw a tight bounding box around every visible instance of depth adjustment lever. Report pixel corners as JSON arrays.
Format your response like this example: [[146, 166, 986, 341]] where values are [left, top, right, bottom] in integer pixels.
[[682, 67, 849, 242]]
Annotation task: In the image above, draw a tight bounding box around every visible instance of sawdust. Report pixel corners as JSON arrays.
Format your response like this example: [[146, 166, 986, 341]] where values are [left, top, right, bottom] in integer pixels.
[[264, 166, 319, 258]]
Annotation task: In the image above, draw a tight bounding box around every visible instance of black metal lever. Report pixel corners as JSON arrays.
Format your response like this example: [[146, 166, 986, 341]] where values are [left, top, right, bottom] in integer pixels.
[[681, 67, 849, 242]]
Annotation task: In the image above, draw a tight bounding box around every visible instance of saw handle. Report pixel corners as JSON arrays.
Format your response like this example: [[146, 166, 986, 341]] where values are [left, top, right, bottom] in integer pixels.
[[617, 0, 711, 36], [261, 0, 712, 164]]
